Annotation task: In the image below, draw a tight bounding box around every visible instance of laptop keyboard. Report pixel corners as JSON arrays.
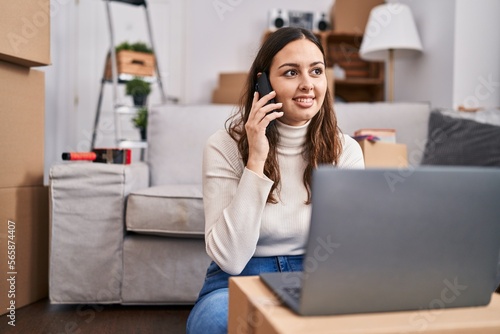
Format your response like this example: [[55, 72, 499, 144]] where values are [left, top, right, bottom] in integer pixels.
[[283, 286, 302, 302]]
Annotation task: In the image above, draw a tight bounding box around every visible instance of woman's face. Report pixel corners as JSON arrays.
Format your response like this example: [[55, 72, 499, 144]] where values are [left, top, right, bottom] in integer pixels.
[[268, 39, 327, 126]]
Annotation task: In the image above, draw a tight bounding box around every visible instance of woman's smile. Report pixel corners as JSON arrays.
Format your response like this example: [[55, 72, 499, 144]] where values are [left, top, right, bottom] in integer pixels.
[[293, 95, 315, 108]]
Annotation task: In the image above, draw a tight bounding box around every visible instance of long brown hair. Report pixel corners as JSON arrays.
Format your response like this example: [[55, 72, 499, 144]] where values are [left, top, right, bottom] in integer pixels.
[[227, 27, 342, 204]]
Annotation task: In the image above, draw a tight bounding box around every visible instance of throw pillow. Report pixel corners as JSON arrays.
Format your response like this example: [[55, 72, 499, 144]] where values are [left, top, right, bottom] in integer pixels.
[[421, 111, 500, 166]]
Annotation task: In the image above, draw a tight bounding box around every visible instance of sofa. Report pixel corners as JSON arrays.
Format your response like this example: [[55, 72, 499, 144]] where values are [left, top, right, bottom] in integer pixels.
[[49, 102, 500, 305]]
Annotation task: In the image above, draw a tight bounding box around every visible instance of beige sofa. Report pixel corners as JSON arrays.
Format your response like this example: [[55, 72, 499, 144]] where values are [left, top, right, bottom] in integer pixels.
[[49, 102, 499, 305]]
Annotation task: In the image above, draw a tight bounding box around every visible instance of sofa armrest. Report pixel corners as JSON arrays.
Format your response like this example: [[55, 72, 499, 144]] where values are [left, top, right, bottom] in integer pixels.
[[49, 162, 149, 303]]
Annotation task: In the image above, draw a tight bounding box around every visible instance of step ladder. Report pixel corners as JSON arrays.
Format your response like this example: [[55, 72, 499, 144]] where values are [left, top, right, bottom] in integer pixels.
[[90, 0, 170, 156]]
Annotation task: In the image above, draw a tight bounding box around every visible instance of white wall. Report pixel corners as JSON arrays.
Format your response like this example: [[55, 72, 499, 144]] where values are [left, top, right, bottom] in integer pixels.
[[453, 0, 500, 109], [42, 0, 79, 185], [393, 0, 500, 109], [392, 0, 456, 107]]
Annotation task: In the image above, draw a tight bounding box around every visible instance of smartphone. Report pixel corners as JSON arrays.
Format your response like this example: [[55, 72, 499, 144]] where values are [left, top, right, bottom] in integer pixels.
[[255, 72, 276, 106], [255, 72, 279, 131]]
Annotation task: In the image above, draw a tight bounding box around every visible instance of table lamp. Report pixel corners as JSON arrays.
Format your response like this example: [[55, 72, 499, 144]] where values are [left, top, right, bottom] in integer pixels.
[[359, 3, 423, 101]]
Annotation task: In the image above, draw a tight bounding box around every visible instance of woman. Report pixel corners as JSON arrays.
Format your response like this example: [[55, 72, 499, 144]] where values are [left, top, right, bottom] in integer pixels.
[[186, 27, 364, 333]]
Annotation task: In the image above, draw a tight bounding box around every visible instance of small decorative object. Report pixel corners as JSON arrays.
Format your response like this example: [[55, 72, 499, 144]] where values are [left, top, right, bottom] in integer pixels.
[[126, 77, 151, 106], [132, 107, 148, 140]]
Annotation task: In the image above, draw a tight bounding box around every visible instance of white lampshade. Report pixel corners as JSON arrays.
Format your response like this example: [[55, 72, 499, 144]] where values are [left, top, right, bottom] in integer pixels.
[[360, 3, 423, 60]]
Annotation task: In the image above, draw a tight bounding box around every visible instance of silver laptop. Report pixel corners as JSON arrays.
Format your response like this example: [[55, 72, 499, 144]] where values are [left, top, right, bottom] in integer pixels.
[[260, 166, 500, 316]]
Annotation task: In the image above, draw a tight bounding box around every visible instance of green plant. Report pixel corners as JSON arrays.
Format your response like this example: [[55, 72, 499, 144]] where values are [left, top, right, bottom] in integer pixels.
[[125, 77, 151, 97], [132, 107, 148, 130], [115, 41, 153, 54]]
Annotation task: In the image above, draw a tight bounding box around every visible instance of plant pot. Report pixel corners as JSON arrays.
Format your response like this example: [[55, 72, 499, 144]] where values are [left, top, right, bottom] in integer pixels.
[[133, 95, 147, 107], [140, 128, 147, 140]]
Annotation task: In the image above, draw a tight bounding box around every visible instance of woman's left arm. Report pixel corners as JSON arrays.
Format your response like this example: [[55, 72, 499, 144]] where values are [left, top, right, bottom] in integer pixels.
[[338, 134, 365, 169]]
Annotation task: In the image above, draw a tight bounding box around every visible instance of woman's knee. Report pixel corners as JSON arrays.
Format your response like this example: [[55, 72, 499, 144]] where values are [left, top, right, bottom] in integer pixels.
[[186, 288, 229, 334]]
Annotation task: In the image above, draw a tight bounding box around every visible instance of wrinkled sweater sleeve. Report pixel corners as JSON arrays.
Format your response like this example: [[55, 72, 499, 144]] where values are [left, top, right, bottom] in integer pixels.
[[202, 130, 274, 275]]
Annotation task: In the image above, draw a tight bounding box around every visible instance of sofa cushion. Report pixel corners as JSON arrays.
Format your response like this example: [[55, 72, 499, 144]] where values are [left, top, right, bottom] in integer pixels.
[[148, 104, 236, 186], [422, 110, 500, 166], [126, 184, 205, 238]]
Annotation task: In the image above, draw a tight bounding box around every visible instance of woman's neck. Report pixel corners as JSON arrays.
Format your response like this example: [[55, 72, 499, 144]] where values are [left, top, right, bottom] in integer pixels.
[[276, 120, 310, 154]]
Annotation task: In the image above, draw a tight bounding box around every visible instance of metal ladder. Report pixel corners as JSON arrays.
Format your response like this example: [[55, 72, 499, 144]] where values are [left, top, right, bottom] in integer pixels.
[[90, 0, 167, 153]]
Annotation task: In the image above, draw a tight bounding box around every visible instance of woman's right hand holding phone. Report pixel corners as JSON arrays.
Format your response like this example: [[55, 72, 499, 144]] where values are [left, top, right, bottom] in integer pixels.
[[245, 91, 283, 177]]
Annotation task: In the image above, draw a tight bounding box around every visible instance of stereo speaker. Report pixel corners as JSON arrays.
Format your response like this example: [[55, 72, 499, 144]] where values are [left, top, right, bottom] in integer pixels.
[[268, 9, 288, 31], [314, 12, 330, 31]]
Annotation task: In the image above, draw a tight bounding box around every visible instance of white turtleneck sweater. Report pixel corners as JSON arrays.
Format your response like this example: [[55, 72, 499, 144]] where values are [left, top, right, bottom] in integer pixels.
[[202, 120, 364, 275]]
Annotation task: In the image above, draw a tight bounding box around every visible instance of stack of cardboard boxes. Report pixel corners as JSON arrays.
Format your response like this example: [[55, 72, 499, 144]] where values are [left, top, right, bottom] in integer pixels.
[[0, 0, 51, 315]]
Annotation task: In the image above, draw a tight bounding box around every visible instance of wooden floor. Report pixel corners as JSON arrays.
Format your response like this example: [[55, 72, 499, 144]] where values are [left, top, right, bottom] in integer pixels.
[[3, 289, 499, 333], [0, 298, 193, 334]]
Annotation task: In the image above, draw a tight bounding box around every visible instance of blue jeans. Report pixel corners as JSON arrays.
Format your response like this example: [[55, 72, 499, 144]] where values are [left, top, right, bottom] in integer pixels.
[[186, 255, 304, 334]]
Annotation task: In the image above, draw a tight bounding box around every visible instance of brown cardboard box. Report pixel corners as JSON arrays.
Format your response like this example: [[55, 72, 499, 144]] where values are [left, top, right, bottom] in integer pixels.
[[0, 61, 45, 189], [0, 186, 49, 316], [212, 87, 244, 105], [0, 0, 51, 67], [332, 0, 384, 34], [358, 139, 408, 168], [212, 72, 247, 105], [218, 72, 247, 88], [228, 276, 500, 334]]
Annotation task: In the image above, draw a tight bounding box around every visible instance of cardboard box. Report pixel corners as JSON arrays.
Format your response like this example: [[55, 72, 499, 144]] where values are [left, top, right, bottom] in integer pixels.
[[357, 139, 408, 168], [104, 50, 155, 80], [0, 0, 51, 67], [212, 87, 243, 105], [212, 72, 247, 105], [218, 72, 247, 89], [228, 276, 500, 334], [0, 61, 45, 188], [0, 186, 49, 316], [332, 0, 384, 34]]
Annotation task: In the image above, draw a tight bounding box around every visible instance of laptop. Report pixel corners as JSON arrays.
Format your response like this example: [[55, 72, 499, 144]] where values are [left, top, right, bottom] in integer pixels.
[[260, 166, 500, 316]]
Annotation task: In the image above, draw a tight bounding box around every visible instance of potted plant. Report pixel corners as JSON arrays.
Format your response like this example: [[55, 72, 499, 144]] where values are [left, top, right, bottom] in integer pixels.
[[132, 107, 148, 140], [115, 41, 153, 54], [125, 77, 151, 106]]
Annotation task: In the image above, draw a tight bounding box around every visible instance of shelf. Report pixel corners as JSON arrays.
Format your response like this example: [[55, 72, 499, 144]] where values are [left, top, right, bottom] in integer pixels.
[[323, 32, 384, 102], [335, 78, 384, 85], [104, 73, 157, 84], [109, 0, 146, 6], [115, 105, 143, 115], [118, 140, 148, 149]]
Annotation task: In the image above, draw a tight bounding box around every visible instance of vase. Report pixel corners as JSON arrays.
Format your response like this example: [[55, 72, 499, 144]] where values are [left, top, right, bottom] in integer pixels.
[[133, 95, 147, 106], [140, 128, 147, 140]]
